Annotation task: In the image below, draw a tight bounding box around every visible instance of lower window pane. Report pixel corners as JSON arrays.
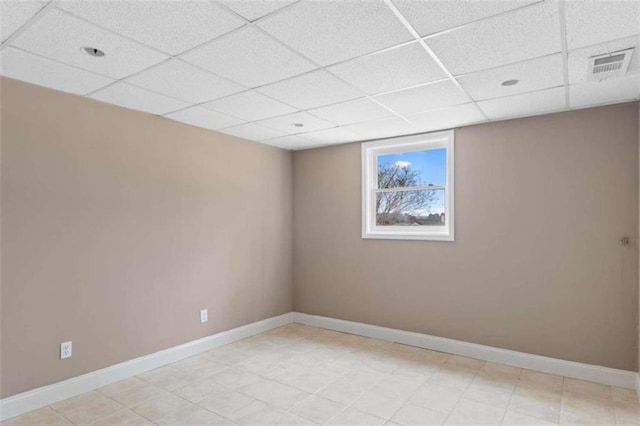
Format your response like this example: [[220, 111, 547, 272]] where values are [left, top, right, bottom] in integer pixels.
[[376, 189, 445, 226]]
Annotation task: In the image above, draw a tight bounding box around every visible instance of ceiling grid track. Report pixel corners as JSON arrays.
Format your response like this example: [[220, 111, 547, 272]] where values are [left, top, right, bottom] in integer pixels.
[[382, 0, 489, 123], [2, 0, 639, 149]]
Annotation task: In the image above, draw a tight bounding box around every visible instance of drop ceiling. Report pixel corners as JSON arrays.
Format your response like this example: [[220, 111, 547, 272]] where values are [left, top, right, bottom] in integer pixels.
[[1, 0, 639, 151]]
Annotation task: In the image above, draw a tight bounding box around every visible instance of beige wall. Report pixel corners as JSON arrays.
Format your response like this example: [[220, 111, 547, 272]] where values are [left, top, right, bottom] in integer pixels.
[[293, 102, 640, 371], [0, 78, 293, 398]]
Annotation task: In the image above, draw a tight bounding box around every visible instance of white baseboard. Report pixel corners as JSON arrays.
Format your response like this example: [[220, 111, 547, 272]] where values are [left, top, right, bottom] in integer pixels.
[[292, 312, 637, 390], [636, 372, 640, 402], [0, 313, 293, 422], [2, 311, 637, 421]]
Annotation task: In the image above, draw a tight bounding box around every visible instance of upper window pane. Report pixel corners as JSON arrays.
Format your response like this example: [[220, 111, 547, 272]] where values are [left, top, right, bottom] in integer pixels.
[[377, 148, 447, 189]]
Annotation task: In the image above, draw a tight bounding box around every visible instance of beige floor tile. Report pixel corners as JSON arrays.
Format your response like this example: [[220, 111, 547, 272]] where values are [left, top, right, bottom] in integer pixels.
[[562, 378, 611, 400], [210, 368, 263, 390], [412, 349, 451, 365], [136, 366, 191, 392], [612, 386, 639, 404], [614, 400, 640, 425], [109, 382, 169, 407], [56, 397, 126, 424], [426, 366, 476, 391], [519, 370, 564, 392], [156, 404, 236, 425], [500, 410, 556, 425], [508, 386, 561, 423], [96, 378, 147, 398], [317, 372, 382, 405], [370, 374, 426, 400], [89, 409, 152, 425], [197, 389, 255, 418], [238, 378, 310, 409], [173, 377, 229, 403], [444, 399, 506, 425], [130, 394, 191, 422], [445, 355, 485, 371], [481, 363, 523, 379], [290, 395, 346, 424], [328, 408, 386, 425], [463, 386, 513, 411], [409, 384, 465, 414], [231, 400, 313, 425], [560, 391, 616, 424], [279, 368, 343, 393], [50, 392, 105, 414], [391, 404, 447, 425], [351, 391, 407, 420], [2, 407, 71, 425]]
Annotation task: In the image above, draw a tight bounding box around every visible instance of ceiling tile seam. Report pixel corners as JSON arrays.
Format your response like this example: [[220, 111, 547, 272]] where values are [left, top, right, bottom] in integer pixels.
[[46, 4, 263, 94], [474, 84, 566, 104], [450, 52, 563, 79], [121, 76, 243, 106], [202, 1, 416, 125], [4, 44, 119, 87], [419, 0, 547, 41], [382, 0, 489, 123], [0, 0, 58, 52], [214, 0, 303, 25], [565, 33, 640, 55], [557, 0, 571, 109], [50, 7, 177, 56]]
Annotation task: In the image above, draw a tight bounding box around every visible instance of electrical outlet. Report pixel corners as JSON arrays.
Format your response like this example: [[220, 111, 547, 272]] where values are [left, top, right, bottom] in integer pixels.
[[60, 341, 72, 359], [200, 309, 208, 323]]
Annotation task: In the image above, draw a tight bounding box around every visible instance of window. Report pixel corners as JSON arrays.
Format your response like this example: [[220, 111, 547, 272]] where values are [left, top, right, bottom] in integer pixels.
[[361, 131, 454, 241]]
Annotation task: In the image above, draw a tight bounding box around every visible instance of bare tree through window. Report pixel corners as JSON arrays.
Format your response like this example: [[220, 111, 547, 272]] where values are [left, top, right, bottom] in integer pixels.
[[376, 157, 445, 226]]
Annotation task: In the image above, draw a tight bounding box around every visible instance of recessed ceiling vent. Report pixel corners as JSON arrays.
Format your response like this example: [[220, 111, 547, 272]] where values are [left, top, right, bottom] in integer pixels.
[[588, 48, 634, 82]]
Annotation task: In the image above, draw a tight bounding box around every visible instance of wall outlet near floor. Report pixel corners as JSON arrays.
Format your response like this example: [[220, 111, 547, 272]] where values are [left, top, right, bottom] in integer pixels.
[[60, 341, 72, 359], [200, 309, 208, 323]]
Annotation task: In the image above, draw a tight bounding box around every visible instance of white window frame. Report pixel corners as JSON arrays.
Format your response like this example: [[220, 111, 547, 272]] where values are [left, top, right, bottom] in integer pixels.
[[361, 131, 455, 241]]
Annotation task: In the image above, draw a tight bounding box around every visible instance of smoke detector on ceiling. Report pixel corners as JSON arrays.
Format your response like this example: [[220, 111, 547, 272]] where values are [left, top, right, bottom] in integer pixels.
[[587, 48, 634, 82]]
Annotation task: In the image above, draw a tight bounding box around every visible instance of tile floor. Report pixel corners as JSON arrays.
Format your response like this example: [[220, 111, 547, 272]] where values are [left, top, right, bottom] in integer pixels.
[[3, 323, 639, 425]]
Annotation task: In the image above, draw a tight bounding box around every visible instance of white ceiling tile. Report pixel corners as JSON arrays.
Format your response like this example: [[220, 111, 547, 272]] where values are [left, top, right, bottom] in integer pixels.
[[202, 90, 296, 121], [458, 54, 564, 101], [568, 36, 640, 85], [328, 42, 447, 95], [565, 0, 640, 50], [407, 103, 486, 132], [257, 0, 412, 66], [57, 0, 244, 55], [346, 117, 417, 140], [89, 82, 189, 115], [427, 2, 561, 75], [569, 76, 640, 108], [220, 123, 287, 141], [1, 0, 47, 42], [257, 112, 336, 134], [374, 80, 469, 115], [218, 0, 296, 22], [0, 47, 113, 95], [165, 106, 244, 131], [301, 127, 363, 145], [391, 0, 537, 37], [126, 59, 244, 104], [12, 9, 168, 79], [257, 70, 361, 109], [477, 87, 566, 120], [181, 26, 315, 88], [261, 134, 313, 150], [309, 98, 394, 126]]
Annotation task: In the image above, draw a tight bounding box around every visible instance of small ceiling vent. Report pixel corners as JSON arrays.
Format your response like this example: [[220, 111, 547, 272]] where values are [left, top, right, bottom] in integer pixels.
[[588, 48, 634, 82]]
